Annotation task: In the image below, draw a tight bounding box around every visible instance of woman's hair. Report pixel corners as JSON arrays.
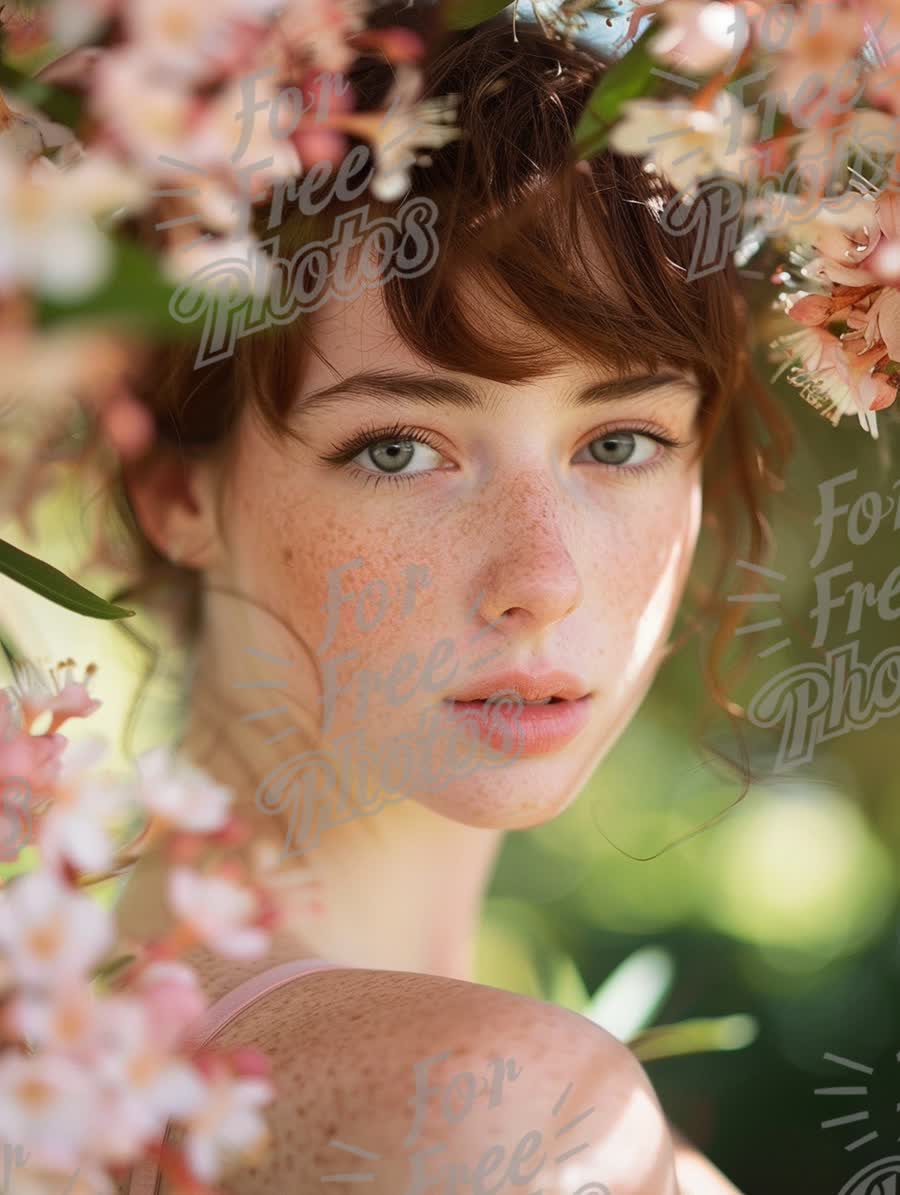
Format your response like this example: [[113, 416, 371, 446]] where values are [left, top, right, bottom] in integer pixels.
[[101, 0, 794, 798]]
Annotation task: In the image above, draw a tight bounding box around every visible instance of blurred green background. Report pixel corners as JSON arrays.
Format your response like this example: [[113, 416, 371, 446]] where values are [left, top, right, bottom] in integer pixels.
[[3, 373, 900, 1195]]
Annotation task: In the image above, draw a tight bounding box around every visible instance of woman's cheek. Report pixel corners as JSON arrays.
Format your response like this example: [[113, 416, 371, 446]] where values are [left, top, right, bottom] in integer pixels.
[[601, 475, 702, 698]]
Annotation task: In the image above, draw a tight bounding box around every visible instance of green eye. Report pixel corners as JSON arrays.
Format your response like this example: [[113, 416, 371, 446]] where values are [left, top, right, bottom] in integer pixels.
[[353, 437, 444, 475], [577, 431, 657, 467]]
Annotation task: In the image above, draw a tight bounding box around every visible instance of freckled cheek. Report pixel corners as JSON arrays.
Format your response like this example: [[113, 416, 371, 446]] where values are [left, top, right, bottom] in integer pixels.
[[588, 481, 701, 652]]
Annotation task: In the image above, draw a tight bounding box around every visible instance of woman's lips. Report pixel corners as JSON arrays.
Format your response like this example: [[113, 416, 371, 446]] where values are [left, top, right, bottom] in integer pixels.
[[442, 693, 593, 757]]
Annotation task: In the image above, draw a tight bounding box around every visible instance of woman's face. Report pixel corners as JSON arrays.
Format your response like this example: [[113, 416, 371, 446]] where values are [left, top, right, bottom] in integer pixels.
[[198, 276, 703, 839]]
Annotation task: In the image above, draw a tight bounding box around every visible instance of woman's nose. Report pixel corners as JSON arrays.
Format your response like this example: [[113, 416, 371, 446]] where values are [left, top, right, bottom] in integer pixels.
[[472, 501, 584, 638]]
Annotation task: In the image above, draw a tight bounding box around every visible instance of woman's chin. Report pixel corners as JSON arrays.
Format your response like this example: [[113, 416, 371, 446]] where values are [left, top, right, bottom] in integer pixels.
[[410, 756, 594, 832]]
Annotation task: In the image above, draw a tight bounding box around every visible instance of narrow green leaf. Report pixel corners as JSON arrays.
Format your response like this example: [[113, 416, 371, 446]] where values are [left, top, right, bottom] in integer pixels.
[[573, 24, 662, 161], [93, 952, 138, 985], [0, 538, 135, 620], [628, 1014, 758, 1063], [443, 0, 514, 31]]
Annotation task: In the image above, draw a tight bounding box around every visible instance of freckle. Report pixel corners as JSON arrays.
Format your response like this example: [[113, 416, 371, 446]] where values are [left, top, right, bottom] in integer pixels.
[[284, 546, 294, 564]]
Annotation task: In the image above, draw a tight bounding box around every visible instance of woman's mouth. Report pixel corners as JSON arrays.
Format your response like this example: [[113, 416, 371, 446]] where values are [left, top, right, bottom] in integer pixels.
[[442, 676, 593, 757]]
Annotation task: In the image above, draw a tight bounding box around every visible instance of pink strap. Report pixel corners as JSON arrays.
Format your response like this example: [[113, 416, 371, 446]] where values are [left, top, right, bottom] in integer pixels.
[[127, 957, 344, 1195]]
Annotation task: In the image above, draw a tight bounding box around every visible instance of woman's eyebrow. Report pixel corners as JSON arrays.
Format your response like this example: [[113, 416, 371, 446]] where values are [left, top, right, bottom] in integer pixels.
[[295, 368, 697, 417]]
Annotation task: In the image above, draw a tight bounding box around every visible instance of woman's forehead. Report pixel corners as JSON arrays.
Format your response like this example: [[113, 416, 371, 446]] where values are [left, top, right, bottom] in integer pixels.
[[299, 269, 697, 403]]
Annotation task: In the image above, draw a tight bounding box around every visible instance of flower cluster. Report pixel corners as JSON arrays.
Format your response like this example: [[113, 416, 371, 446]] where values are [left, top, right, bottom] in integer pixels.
[[3, 5, 890, 1189], [593, 0, 900, 438], [0, 0, 460, 481], [0, 659, 284, 1195]]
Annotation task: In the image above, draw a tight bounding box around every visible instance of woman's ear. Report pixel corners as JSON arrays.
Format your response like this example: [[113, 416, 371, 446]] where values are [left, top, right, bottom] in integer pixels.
[[123, 445, 224, 571]]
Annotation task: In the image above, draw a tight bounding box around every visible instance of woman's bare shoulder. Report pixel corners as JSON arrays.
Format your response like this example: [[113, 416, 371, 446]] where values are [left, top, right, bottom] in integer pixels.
[[159, 965, 677, 1195]]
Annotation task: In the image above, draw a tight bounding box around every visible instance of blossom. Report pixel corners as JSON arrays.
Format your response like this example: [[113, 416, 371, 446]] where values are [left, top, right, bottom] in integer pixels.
[[651, 1, 748, 74], [850, 286, 900, 361], [160, 234, 275, 301], [0, 869, 115, 988], [6, 978, 99, 1055], [4, 1160, 115, 1195], [275, 0, 369, 75], [769, 2, 865, 103], [771, 326, 895, 436], [168, 865, 272, 959], [608, 91, 757, 194], [0, 725, 67, 796], [786, 293, 833, 326], [38, 735, 137, 876], [749, 190, 877, 246], [0, 1051, 98, 1172], [0, 148, 145, 300], [8, 660, 102, 736], [331, 62, 462, 202], [790, 110, 899, 196], [182, 1060, 274, 1182], [121, 0, 268, 85], [85, 994, 208, 1162], [132, 960, 209, 1050], [133, 746, 235, 834]]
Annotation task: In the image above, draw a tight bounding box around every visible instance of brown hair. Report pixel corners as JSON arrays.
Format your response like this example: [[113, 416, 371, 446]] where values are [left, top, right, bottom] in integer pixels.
[[104, 2, 794, 814]]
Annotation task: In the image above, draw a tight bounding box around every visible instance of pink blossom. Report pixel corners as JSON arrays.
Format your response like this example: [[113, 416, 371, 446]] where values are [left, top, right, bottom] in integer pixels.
[[133, 961, 209, 1049], [8, 1160, 115, 1195], [770, 3, 865, 103], [0, 1051, 98, 1172], [835, 348, 899, 426], [803, 252, 880, 288], [651, 1, 749, 74], [0, 730, 66, 797], [787, 293, 834, 326], [6, 979, 98, 1055], [275, 0, 369, 75], [168, 866, 271, 960], [854, 287, 900, 361], [85, 994, 208, 1163], [0, 870, 115, 988], [609, 91, 757, 193], [181, 1059, 274, 1182], [38, 735, 138, 876], [772, 325, 843, 377], [122, 0, 256, 85], [133, 746, 234, 834], [7, 660, 101, 736]]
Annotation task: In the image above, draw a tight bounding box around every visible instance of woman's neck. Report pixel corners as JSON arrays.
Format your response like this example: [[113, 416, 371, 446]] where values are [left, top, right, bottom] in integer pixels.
[[121, 698, 504, 986]]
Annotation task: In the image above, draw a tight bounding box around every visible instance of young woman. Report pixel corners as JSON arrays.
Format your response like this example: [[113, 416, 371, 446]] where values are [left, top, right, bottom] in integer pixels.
[[92, 3, 792, 1191]]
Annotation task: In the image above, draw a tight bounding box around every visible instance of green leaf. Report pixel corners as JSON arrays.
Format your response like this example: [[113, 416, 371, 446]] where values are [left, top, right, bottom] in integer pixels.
[[0, 538, 135, 620], [573, 24, 662, 161], [546, 953, 590, 1015], [628, 1014, 758, 1063], [34, 237, 199, 339], [442, 0, 514, 31], [584, 946, 675, 1040], [0, 61, 83, 130], [93, 952, 138, 985]]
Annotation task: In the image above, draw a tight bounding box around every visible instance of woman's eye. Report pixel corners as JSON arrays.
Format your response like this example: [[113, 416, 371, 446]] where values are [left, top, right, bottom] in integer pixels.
[[575, 430, 658, 468], [353, 437, 444, 475]]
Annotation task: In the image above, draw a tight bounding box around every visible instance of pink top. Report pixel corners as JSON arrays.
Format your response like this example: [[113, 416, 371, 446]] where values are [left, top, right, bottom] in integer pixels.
[[127, 956, 345, 1195]]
